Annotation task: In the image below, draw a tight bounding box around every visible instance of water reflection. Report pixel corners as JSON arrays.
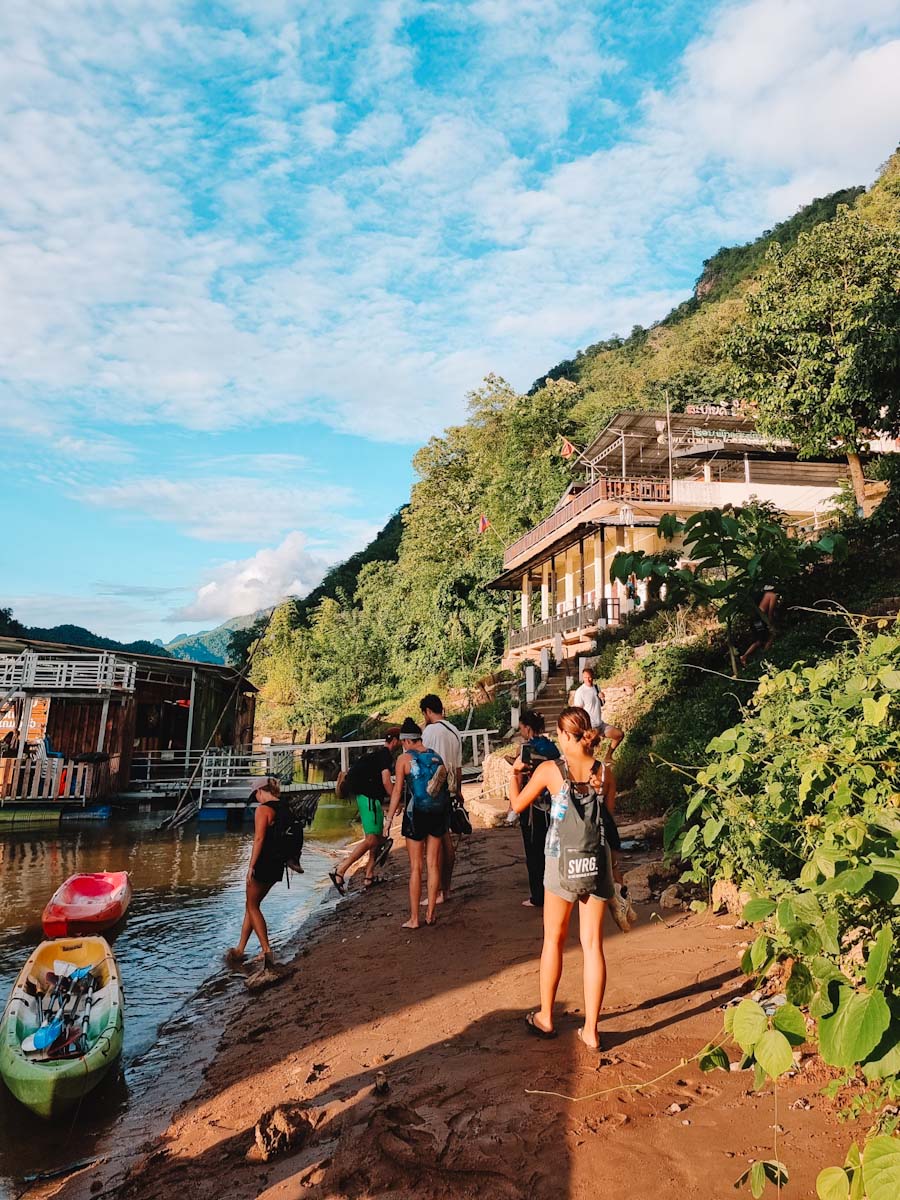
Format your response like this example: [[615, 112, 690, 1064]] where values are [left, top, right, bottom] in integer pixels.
[[0, 796, 356, 1195]]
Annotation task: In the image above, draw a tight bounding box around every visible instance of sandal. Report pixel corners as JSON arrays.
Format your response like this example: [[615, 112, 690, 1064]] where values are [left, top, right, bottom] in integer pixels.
[[374, 837, 393, 868], [328, 870, 346, 895], [364, 877, 383, 889], [525, 1011, 556, 1039]]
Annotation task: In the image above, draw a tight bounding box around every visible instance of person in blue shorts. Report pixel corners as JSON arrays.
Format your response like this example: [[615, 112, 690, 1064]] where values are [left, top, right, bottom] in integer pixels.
[[384, 718, 450, 929]]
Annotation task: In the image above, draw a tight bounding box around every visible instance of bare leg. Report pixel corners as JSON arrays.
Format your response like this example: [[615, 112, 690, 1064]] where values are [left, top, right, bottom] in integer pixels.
[[245, 879, 274, 957], [578, 896, 608, 1047], [363, 836, 383, 883], [335, 833, 379, 880], [604, 725, 624, 760], [232, 907, 254, 957], [537, 891, 575, 1033], [440, 830, 455, 899], [425, 836, 442, 923], [403, 839, 424, 929]]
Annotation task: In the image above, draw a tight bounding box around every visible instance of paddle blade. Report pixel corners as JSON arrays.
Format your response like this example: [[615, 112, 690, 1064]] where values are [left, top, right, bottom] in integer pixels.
[[33, 1018, 63, 1050]]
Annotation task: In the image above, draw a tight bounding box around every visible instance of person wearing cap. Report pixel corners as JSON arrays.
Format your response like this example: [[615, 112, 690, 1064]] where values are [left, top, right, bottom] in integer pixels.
[[740, 584, 780, 667], [225, 777, 284, 972], [329, 727, 402, 894], [384, 718, 450, 928]]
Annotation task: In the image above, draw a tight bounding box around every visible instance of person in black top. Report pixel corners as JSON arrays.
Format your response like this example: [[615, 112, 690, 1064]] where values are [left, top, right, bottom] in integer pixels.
[[329, 728, 401, 894], [512, 710, 560, 908], [226, 777, 284, 971]]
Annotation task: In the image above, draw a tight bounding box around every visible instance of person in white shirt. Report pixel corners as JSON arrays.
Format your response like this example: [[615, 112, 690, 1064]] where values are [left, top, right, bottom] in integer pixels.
[[420, 693, 462, 903], [571, 667, 622, 761]]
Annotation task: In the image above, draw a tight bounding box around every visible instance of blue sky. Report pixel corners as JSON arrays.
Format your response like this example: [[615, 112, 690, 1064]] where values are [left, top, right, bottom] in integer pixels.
[[3, 0, 900, 642]]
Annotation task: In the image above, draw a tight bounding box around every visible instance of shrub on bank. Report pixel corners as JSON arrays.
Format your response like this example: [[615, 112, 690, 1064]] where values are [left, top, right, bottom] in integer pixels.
[[671, 622, 900, 1197]]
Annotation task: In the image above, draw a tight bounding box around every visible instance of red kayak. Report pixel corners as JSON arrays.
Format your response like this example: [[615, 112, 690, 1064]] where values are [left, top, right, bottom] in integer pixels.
[[41, 872, 132, 938]]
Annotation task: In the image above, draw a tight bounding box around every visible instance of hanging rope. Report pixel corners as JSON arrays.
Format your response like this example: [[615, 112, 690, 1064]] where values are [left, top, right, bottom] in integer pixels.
[[158, 607, 279, 831]]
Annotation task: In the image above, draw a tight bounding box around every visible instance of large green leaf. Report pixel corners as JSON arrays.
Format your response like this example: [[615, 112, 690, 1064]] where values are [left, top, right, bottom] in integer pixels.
[[818, 988, 891, 1068], [754, 1029, 794, 1078], [817, 867, 875, 896], [742, 898, 776, 923], [861, 1136, 900, 1200], [816, 1166, 850, 1200], [680, 825, 699, 858], [732, 999, 768, 1053], [773, 1003, 807, 1045], [786, 962, 814, 1006], [866, 927, 894, 990]]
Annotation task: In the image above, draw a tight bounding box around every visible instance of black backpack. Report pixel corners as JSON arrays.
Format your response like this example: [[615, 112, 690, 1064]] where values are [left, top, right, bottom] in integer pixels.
[[556, 761, 609, 893], [266, 795, 314, 877]]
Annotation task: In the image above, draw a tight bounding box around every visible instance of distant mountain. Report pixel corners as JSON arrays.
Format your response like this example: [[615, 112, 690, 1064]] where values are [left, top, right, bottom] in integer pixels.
[[163, 610, 269, 665], [22, 623, 172, 658]]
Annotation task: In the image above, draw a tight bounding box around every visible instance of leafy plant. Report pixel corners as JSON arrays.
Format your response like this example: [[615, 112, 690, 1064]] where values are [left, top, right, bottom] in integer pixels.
[[610, 503, 845, 674], [674, 620, 900, 1195]]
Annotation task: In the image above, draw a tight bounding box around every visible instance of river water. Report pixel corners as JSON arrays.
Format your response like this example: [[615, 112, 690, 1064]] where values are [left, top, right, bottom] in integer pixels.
[[0, 796, 356, 1197]]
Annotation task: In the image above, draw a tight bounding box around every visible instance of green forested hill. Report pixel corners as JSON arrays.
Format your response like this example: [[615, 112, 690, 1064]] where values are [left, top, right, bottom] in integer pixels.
[[251, 150, 900, 735]]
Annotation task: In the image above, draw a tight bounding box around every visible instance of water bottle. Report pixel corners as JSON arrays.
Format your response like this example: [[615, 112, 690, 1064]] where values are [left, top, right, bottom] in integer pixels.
[[545, 787, 568, 859]]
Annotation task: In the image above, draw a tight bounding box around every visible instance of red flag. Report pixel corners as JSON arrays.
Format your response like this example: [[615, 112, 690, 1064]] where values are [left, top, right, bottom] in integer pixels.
[[478, 514, 490, 534], [560, 437, 576, 459]]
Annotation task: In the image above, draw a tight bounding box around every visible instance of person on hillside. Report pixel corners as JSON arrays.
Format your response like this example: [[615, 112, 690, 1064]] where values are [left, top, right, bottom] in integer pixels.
[[226, 778, 286, 973], [329, 727, 401, 895], [572, 666, 623, 760], [509, 708, 616, 1051], [384, 718, 450, 929], [420, 694, 463, 904], [740, 584, 780, 667], [514, 710, 560, 908]]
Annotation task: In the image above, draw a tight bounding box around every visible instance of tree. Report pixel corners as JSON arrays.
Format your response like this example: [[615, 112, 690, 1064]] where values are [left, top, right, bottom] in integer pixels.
[[0, 607, 26, 636], [610, 504, 845, 675], [727, 206, 900, 513]]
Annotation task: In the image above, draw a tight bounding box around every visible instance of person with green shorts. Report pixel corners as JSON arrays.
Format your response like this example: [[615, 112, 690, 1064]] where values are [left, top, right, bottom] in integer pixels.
[[329, 728, 401, 893]]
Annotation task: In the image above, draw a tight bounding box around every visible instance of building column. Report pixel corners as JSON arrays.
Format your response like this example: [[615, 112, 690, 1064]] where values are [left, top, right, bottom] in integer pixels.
[[540, 561, 550, 620], [578, 535, 585, 611], [564, 548, 575, 611], [520, 575, 532, 630]]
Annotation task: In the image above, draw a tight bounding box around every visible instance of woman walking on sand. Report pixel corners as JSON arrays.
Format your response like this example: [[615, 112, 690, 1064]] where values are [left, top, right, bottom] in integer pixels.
[[509, 707, 614, 1052], [383, 718, 450, 929], [226, 778, 285, 972]]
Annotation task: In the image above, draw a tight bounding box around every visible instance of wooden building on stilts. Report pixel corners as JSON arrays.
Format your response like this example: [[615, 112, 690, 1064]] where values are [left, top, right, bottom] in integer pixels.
[[0, 635, 256, 817]]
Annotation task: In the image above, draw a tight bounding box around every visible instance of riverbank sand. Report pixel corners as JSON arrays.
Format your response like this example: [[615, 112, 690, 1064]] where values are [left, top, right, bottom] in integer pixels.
[[49, 826, 846, 1200]]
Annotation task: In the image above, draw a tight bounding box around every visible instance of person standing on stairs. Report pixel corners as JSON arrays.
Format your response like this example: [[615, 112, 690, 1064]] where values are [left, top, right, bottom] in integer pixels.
[[572, 666, 622, 760]]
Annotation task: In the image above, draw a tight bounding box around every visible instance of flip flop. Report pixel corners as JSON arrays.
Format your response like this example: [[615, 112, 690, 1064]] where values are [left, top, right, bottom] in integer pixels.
[[374, 837, 393, 868], [328, 870, 346, 895], [525, 1011, 556, 1039]]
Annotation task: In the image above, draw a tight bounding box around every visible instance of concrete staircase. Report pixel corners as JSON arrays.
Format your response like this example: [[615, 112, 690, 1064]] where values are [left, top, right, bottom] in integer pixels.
[[525, 664, 573, 731]]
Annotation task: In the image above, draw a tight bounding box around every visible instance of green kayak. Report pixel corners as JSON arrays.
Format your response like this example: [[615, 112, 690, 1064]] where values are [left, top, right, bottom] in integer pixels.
[[0, 935, 124, 1119]]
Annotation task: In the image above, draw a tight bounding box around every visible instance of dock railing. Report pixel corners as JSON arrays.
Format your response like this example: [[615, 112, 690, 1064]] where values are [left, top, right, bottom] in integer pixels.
[[129, 731, 498, 808], [0, 756, 109, 805]]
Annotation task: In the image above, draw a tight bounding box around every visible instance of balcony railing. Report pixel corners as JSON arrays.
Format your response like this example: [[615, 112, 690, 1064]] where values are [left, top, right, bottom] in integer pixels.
[[0, 651, 136, 694], [509, 599, 621, 650], [504, 477, 670, 568]]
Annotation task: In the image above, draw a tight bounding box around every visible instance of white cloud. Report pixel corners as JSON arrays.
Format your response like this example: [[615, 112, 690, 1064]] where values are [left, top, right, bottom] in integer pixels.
[[172, 531, 331, 621], [78, 474, 361, 542], [0, 0, 898, 453]]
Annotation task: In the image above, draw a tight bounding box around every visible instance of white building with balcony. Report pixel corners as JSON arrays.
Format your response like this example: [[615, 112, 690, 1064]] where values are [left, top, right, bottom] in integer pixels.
[[489, 408, 850, 666]]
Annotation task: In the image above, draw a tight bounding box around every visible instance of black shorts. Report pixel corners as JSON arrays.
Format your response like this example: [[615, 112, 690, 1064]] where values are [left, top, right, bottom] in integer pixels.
[[602, 807, 621, 853], [402, 806, 449, 842]]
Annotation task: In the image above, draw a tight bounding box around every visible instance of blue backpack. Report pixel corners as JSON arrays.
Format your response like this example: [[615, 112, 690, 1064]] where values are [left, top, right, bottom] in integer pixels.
[[406, 748, 449, 813]]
